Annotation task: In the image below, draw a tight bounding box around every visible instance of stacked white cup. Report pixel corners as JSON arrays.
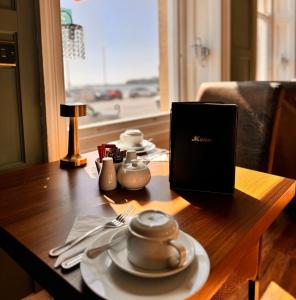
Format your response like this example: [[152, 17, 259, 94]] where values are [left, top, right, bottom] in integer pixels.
[[120, 129, 144, 148]]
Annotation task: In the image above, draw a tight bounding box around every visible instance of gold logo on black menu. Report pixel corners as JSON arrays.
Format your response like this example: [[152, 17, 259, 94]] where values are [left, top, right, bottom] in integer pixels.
[[191, 135, 212, 143]]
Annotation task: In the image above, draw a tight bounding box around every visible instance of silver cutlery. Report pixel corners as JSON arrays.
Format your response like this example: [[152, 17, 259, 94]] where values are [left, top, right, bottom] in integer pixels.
[[61, 252, 84, 270], [61, 234, 126, 269], [49, 205, 134, 257], [86, 234, 126, 259]]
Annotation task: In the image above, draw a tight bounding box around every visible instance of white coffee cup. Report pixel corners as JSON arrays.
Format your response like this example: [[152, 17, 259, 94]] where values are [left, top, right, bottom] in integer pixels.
[[127, 210, 186, 270], [120, 129, 144, 147]]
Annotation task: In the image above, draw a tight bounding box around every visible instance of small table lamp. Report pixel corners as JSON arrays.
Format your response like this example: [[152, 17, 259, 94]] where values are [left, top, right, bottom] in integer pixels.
[[60, 103, 87, 168]]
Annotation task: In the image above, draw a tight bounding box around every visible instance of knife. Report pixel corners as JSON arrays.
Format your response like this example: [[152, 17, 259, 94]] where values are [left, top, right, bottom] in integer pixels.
[[60, 234, 126, 269]]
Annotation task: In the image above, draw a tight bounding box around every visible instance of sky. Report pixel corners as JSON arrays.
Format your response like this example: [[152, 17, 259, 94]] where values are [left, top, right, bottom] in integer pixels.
[[61, 0, 159, 86]]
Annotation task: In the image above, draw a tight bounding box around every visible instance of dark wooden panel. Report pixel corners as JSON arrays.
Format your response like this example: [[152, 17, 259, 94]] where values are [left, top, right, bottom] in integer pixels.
[[0, 0, 45, 173], [0, 67, 24, 169], [0, 33, 13, 40], [0, 0, 15, 10], [231, 0, 250, 49], [231, 58, 251, 81], [231, 0, 256, 80], [17, 0, 45, 166], [0, 8, 17, 33]]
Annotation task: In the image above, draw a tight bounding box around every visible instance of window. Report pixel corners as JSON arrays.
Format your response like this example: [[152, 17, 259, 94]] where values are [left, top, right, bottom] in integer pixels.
[[256, 0, 296, 80], [256, 0, 272, 80], [60, 0, 161, 126], [39, 0, 174, 160]]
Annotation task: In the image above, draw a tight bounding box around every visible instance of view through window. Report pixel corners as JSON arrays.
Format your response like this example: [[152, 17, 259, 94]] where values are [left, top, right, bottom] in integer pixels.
[[60, 0, 160, 126]]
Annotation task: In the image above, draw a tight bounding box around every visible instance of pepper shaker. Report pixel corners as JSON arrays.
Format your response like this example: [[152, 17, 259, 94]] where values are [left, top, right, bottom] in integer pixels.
[[99, 157, 117, 191]]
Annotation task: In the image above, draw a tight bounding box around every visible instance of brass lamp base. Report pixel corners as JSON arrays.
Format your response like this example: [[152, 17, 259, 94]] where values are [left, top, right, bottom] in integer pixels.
[[60, 103, 87, 169], [60, 154, 87, 168]]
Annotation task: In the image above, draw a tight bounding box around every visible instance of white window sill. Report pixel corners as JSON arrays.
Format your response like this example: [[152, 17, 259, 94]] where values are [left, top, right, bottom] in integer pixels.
[[78, 112, 170, 153]]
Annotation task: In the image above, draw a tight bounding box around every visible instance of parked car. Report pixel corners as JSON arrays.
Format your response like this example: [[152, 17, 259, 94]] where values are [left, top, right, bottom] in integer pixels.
[[94, 90, 109, 100], [106, 89, 123, 99], [129, 87, 156, 98], [94, 89, 123, 100]]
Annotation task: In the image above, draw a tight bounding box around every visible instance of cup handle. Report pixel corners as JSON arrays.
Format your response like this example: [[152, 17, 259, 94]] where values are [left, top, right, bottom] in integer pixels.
[[168, 239, 186, 268]]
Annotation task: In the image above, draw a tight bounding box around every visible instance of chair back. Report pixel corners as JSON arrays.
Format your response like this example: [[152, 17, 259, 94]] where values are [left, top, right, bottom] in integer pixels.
[[196, 81, 282, 172], [272, 82, 296, 179]]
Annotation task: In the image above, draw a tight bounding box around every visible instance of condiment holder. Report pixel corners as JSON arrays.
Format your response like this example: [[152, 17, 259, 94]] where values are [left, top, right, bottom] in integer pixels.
[[96, 143, 126, 176], [117, 159, 151, 190]]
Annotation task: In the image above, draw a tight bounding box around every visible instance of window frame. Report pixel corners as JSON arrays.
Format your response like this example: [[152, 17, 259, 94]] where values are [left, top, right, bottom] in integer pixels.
[[38, 0, 174, 161], [256, 0, 273, 80]]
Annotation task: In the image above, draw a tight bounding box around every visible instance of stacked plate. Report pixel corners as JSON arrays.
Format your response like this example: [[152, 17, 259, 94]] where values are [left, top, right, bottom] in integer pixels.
[[109, 139, 156, 154]]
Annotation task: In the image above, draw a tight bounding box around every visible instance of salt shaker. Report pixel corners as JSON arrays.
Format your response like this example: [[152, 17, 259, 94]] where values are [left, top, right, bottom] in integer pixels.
[[99, 157, 117, 191]]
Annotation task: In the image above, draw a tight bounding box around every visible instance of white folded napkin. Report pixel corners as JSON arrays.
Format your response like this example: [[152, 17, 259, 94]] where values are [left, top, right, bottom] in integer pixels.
[[140, 149, 169, 161], [55, 215, 117, 268]]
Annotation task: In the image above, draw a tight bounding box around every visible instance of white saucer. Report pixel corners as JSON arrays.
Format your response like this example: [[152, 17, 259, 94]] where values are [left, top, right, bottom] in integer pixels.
[[107, 230, 195, 278], [109, 139, 156, 154], [80, 229, 210, 300]]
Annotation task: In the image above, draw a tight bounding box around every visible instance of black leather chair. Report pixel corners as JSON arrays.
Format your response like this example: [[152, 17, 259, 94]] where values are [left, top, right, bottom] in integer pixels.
[[196, 81, 296, 179]]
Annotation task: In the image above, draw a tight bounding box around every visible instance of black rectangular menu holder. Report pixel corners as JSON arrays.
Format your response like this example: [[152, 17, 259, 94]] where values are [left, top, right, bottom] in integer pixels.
[[169, 102, 238, 194]]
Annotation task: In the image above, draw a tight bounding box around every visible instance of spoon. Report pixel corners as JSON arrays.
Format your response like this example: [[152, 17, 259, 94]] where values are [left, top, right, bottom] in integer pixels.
[[61, 234, 126, 269]]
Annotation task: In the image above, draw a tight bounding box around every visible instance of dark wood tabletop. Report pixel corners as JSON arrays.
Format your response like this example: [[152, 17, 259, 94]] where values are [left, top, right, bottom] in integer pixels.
[[0, 156, 295, 299]]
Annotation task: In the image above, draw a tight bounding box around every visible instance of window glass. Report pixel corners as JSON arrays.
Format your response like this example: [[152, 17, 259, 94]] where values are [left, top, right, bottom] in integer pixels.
[[256, 0, 296, 80], [60, 0, 160, 126]]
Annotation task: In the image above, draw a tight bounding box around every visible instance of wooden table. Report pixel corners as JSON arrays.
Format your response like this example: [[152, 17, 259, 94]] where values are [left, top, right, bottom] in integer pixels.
[[0, 159, 295, 300]]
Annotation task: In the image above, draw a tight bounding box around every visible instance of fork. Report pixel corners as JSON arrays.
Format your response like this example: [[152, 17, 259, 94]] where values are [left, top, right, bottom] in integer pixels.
[[49, 205, 134, 257]]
